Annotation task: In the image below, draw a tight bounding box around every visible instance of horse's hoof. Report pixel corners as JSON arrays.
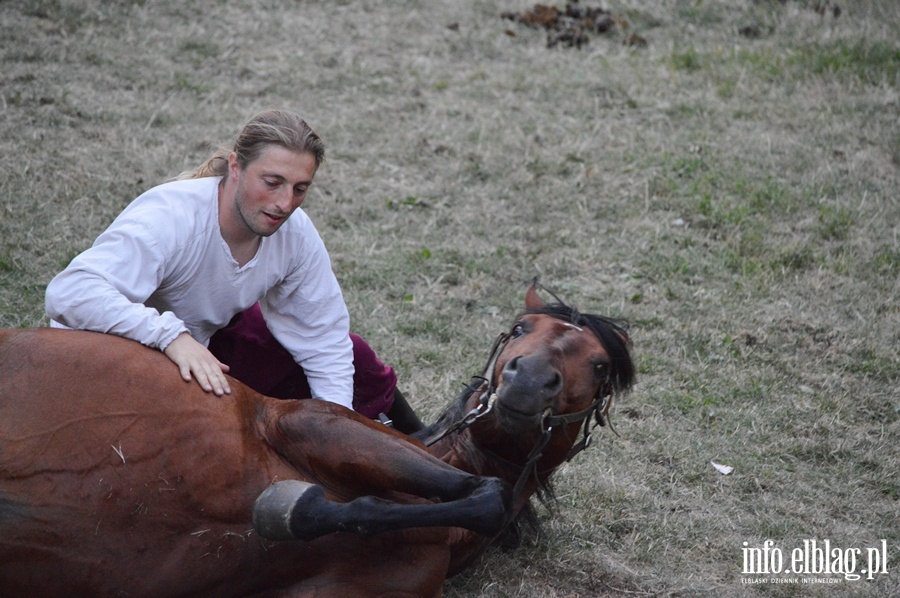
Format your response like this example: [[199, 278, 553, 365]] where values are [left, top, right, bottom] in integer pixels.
[[253, 480, 319, 541]]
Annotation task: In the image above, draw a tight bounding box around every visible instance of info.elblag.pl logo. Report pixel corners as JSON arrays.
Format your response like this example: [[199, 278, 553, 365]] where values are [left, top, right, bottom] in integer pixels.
[[741, 539, 890, 584]]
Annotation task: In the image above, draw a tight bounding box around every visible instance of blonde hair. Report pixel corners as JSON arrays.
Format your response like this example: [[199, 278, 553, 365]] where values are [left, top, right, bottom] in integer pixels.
[[180, 110, 325, 180]]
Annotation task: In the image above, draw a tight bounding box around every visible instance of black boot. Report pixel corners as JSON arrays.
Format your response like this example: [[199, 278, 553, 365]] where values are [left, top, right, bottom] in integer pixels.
[[384, 388, 425, 434]]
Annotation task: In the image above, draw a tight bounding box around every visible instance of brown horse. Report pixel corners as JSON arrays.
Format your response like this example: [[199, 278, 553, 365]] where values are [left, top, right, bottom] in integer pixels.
[[0, 283, 634, 597]]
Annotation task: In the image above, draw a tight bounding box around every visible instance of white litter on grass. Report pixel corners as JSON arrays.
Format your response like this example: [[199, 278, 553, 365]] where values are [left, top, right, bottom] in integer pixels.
[[711, 461, 734, 475]]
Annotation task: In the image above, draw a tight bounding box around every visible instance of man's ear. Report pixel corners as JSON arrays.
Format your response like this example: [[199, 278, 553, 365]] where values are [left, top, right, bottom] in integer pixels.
[[227, 152, 240, 183]]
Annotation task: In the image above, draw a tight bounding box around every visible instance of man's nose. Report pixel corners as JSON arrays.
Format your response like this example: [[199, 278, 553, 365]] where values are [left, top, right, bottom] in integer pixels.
[[275, 188, 294, 213]]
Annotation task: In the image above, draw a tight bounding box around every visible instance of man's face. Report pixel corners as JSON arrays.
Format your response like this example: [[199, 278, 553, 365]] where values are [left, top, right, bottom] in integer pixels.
[[229, 145, 317, 238]]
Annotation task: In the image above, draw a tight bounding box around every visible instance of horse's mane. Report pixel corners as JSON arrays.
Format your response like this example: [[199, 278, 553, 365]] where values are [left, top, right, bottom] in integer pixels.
[[413, 294, 636, 548]]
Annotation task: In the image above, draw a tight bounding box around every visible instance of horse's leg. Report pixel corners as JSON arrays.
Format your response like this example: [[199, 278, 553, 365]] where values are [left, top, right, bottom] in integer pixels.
[[257, 401, 510, 541], [254, 476, 507, 541]]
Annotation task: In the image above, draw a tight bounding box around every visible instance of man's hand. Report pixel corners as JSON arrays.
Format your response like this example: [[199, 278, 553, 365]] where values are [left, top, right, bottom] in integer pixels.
[[163, 332, 232, 396]]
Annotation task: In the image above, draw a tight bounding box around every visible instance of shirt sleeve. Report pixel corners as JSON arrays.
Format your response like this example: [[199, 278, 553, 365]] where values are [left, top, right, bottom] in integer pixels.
[[45, 216, 189, 351], [260, 226, 354, 410]]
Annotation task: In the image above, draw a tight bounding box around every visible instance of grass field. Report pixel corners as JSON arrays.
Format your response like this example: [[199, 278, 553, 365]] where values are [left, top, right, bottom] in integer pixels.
[[1, 0, 898, 595]]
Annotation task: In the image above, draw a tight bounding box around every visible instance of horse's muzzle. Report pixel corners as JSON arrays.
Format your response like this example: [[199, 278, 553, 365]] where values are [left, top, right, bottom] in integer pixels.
[[495, 353, 562, 429]]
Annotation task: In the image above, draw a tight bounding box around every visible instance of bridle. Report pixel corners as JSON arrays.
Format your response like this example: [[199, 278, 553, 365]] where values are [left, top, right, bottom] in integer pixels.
[[423, 322, 615, 505], [423, 331, 508, 449]]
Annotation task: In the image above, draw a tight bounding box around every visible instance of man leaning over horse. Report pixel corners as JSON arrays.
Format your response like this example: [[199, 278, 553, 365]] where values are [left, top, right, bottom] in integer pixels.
[[44, 109, 423, 433]]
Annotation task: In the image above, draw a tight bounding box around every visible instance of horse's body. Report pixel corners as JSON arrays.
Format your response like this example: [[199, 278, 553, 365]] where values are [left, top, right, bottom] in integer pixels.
[[0, 285, 634, 597]]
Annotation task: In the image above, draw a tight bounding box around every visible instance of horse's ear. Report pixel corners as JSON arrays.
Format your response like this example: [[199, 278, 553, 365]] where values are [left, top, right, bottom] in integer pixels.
[[525, 281, 545, 310]]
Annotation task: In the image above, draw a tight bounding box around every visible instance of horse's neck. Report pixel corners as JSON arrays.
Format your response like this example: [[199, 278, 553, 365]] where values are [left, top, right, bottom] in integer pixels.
[[432, 427, 548, 501], [427, 389, 573, 506]]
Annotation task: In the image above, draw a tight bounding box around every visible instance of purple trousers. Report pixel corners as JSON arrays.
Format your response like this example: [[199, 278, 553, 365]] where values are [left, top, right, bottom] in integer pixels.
[[207, 303, 397, 419]]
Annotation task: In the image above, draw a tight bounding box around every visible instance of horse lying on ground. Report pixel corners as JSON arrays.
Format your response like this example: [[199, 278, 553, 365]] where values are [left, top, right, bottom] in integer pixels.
[[0, 283, 634, 597]]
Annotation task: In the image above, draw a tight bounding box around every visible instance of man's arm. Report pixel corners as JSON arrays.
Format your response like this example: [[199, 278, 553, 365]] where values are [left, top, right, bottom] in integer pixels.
[[45, 206, 229, 396], [261, 222, 354, 409], [45, 217, 188, 350]]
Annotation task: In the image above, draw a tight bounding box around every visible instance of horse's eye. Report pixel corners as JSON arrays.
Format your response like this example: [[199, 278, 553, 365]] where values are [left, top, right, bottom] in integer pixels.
[[510, 323, 525, 338], [594, 363, 608, 378]]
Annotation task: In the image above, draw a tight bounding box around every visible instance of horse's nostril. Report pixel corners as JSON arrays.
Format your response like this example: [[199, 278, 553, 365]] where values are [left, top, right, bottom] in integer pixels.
[[545, 371, 563, 396], [506, 356, 520, 371], [547, 372, 561, 391]]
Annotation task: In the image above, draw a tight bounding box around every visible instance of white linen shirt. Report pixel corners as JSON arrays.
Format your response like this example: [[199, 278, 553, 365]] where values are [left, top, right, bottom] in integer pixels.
[[45, 177, 354, 409]]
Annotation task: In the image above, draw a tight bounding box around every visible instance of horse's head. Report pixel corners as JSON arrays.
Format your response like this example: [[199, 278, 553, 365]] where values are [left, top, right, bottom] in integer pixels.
[[419, 282, 636, 485], [490, 283, 635, 436]]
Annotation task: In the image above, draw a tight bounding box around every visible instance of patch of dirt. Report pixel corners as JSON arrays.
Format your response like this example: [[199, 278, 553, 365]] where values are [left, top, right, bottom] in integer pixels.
[[501, 2, 639, 49]]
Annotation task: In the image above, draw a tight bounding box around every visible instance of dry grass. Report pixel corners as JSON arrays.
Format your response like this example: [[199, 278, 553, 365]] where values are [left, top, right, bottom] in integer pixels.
[[1, 0, 898, 595]]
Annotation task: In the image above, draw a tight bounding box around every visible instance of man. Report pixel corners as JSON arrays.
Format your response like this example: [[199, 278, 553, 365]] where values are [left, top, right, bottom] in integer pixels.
[[45, 109, 422, 433]]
